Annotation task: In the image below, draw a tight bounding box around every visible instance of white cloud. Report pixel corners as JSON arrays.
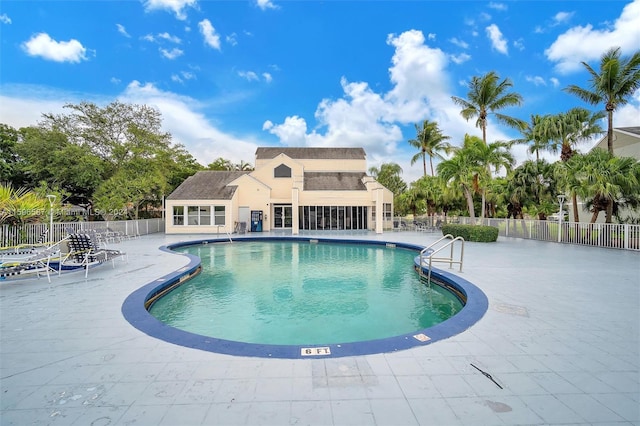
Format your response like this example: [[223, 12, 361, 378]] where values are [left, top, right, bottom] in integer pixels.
[[199, 19, 221, 50], [262, 29, 493, 183], [159, 47, 184, 59], [525, 76, 546, 86], [238, 71, 259, 81], [256, 0, 278, 10], [553, 11, 574, 25], [488, 2, 507, 11], [121, 81, 261, 165], [142, 34, 155, 42], [142, 0, 197, 20], [546, 0, 640, 74], [427, 33, 436, 41], [450, 53, 471, 65], [513, 39, 525, 51], [550, 77, 560, 88], [226, 33, 238, 46], [21, 33, 88, 63], [0, 13, 11, 24], [449, 38, 469, 49], [262, 72, 273, 83], [116, 24, 130, 38], [485, 24, 508, 55], [158, 32, 181, 43], [111, 77, 121, 85]]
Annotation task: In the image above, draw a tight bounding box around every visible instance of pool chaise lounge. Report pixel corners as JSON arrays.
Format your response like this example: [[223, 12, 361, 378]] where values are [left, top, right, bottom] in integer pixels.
[[61, 232, 127, 277]]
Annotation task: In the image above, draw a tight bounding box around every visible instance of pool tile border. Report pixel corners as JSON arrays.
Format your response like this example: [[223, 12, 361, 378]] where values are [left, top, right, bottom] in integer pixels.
[[121, 237, 489, 359]]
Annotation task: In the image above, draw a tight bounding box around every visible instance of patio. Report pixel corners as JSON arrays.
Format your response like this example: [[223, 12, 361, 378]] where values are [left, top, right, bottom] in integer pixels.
[[1, 231, 638, 425]]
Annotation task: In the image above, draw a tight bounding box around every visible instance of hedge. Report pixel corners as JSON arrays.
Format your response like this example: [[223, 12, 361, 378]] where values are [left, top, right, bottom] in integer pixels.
[[440, 224, 499, 242]]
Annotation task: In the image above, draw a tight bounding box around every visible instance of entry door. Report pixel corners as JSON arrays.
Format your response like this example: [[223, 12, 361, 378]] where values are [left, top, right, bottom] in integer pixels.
[[273, 205, 293, 229]]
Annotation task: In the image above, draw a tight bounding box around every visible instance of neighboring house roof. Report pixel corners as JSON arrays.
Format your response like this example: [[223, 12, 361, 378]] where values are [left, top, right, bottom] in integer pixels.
[[166, 171, 249, 200], [304, 172, 367, 191], [591, 127, 640, 160], [256, 147, 366, 160]]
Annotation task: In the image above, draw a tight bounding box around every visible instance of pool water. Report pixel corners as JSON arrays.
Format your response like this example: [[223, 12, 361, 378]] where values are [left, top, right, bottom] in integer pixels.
[[149, 241, 463, 346]]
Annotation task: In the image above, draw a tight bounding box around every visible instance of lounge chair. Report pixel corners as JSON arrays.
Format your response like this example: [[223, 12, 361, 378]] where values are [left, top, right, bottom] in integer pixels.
[[0, 228, 51, 259], [60, 233, 126, 277], [0, 245, 59, 283]]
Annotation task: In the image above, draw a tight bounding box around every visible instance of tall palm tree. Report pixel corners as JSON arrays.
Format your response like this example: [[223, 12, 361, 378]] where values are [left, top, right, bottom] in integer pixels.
[[451, 71, 527, 145], [408, 120, 452, 177], [470, 139, 515, 219], [536, 107, 605, 221], [564, 47, 640, 155]]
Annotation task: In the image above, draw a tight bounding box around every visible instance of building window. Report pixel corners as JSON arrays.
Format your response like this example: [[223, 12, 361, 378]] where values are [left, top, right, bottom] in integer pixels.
[[298, 205, 367, 230], [383, 203, 392, 220], [274, 164, 292, 178], [173, 206, 184, 225], [214, 206, 225, 225], [187, 206, 211, 225]]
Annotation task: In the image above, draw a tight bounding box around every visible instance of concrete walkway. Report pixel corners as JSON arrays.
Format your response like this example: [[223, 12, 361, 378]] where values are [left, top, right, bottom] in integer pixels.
[[1, 231, 638, 425]]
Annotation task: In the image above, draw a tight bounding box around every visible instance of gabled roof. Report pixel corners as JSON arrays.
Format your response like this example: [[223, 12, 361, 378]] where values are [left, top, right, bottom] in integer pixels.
[[256, 147, 366, 160], [304, 172, 367, 191], [167, 171, 249, 200]]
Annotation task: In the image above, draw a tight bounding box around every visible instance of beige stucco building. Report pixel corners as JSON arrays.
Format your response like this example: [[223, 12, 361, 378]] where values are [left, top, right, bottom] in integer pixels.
[[165, 147, 394, 235]]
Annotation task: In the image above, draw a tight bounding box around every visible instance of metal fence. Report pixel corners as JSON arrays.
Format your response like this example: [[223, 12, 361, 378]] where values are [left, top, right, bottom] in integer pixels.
[[0, 219, 165, 248], [395, 216, 640, 251]]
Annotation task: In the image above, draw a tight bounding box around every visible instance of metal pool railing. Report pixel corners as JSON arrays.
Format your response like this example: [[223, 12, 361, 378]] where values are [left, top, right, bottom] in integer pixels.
[[418, 234, 465, 284]]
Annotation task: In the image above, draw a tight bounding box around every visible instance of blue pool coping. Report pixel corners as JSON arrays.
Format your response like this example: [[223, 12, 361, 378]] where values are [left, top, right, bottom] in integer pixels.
[[121, 237, 489, 359]]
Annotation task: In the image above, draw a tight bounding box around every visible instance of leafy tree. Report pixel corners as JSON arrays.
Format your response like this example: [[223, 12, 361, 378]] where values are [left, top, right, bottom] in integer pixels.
[[537, 107, 605, 162], [15, 127, 106, 205], [207, 157, 234, 170], [368, 163, 407, 196], [437, 139, 481, 219], [408, 120, 451, 177], [558, 149, 640, 223], [506, 160, 558, 220], [40, 101, 171, 167], [451, 71, 527, 145], [0, 184, 49, 226], [0, 124, 21, 185], [564, 47, 640, 155]]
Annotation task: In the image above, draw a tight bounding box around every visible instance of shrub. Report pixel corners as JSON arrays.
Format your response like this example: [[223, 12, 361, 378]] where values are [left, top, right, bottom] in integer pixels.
[[441, 224, 499, 242]]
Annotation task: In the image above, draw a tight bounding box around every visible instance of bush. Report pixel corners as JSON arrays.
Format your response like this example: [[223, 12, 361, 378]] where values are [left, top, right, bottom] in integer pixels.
[[441, 224, 499, 242]]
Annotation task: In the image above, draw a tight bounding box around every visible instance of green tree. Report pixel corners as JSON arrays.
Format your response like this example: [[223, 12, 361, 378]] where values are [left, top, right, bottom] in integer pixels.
[[0, 124, 20, 185], [511, 114, 547, 161], [564, 47, 640, 155], [558, 149, 640, 223], [408, 120, 451, 177], [368, 163, 407, 196], [451, 71, 527, 145], [538, 107, 605, 162], [437, 139, 481, 220], [506, 160, 558, 220], [207, 157, 234, 171]]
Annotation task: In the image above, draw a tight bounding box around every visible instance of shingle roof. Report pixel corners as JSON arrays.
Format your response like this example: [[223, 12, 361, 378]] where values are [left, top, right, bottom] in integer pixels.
[[255, 147, 366, 160], [166, 171, 249, 200], [617, 127, 640, 137], [304, 172, 367, 191]]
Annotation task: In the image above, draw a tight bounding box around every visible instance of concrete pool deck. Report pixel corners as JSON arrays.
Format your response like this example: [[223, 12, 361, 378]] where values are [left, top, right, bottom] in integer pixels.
[[1, 231, 638, 425]]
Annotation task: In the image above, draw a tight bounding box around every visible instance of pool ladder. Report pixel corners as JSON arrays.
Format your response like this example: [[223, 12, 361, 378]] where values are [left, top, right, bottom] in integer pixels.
[[418, 234, 465, 284]]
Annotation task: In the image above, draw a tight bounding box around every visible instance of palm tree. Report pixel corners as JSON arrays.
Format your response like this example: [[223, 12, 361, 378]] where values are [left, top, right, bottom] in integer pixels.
[[437, 148, 478, 220], [470, 139, 515, 219], [368, 163, 407, 195], [452, 71, 527, 145], [564, 47, 640, 155], [408, 120, 452, 177], [559, 149, 640, 223], [511, 114, 547, 161], [538, 107, 605, 162]]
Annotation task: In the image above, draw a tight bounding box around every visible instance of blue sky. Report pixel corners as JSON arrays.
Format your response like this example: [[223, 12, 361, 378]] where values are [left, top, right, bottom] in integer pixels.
[[1, 0, 639, 184]]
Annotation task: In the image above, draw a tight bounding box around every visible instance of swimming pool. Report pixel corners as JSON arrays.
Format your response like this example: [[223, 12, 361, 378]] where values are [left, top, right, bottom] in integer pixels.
[[122, 237, 488, 359], [148, 241, 463, 345]]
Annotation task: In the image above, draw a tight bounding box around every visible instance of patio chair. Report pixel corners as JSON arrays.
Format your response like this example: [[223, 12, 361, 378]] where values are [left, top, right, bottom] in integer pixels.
[[0, 228, 51, 259], [0, 244, 59, 283], [61, 233, 126, 278]]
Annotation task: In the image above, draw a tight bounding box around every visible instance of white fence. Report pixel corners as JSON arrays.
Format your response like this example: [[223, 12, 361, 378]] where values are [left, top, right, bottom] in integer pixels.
[[396, 216, 640, 251], [1, 219, 165, 248]]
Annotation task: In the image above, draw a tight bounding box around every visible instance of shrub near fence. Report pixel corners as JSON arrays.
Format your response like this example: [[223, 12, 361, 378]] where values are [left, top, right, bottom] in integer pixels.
[[441, 224, 499, 242], [0, 218, 165, 248]]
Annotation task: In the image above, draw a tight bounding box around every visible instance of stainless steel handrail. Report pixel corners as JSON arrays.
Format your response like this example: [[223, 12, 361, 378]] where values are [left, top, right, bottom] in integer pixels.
[[418, 234, 464, 284]]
